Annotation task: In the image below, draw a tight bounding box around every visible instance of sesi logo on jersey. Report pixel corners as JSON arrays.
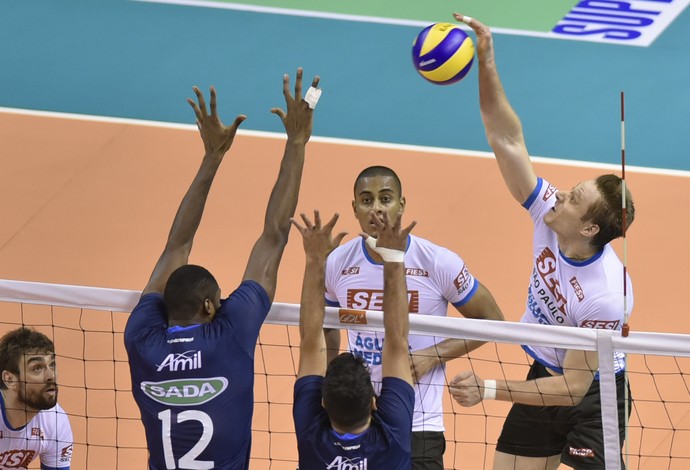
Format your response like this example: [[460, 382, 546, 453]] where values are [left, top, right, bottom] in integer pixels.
[[141, 377, 228, 406], [580, 319, 620, 330], [59, 444, 73, 462], [534, 247, 568, 323], [0, 450, 36, 468], [346, 289, 419, 312], [453, 266, 471, 295], [543, 183, 557, 201]]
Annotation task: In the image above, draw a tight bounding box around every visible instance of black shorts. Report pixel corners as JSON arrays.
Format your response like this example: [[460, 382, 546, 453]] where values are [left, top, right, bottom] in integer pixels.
[[411, 431, 445, 470], [496, 361, 631, 469]]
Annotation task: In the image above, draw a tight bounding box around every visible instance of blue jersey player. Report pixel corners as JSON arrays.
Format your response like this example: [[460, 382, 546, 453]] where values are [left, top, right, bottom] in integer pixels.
[[290, 209, 417, 470], [124, 68, 321, 470]]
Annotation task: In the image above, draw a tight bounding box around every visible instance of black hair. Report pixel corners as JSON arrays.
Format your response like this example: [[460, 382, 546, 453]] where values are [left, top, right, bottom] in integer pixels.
[[163, 264, 220, 321], [354, 166, 402, 196], [322, 352, 375, 430]]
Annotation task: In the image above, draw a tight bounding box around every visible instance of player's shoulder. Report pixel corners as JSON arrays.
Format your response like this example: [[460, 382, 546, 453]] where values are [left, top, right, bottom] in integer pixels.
[[579, 245, 627, 290], [37, 403, 71, 426], [334, 236, 362, 252], [408, 234, 463, 266], [328, 236, 364, 262]]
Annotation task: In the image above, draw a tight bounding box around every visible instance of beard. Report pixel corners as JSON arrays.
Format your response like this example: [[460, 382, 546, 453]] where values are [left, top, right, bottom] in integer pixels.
[[18, 383, 58, 411]]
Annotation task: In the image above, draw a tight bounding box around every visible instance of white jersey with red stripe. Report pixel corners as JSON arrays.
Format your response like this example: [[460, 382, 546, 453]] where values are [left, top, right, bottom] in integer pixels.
[[325, 234, 478, 432], [0, 397, 73, 470], [521, 178, 633, 374]]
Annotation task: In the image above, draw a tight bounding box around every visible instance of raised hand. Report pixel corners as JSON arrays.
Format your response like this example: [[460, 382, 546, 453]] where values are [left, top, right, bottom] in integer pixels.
[[271, 67, 321, 145], [452, 13, 495, 66], [363, 211, 416, 253], [187, 86, 247, 157], [291, 211, 347, 261]]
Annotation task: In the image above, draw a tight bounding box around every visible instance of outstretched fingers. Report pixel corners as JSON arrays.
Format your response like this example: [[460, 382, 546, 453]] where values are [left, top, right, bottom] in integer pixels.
[[193, 86, 209, 118], [294, 67, 304, 101], [187, 92, 203, 123], [231, 114, 247, 131], [281, 72, 291, 101], [453, 13, 488, 35], [270, 107, 287, 122], [209, 86, 217, 117], [401, 219, 417, 237]]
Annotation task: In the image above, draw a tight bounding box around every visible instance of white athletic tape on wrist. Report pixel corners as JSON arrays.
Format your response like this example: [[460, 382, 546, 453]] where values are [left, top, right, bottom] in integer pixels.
[[365, 236, 405, 263], [483, 379, 497, 400], [304, 87, 322, 109], [462, 16, 473, 25]]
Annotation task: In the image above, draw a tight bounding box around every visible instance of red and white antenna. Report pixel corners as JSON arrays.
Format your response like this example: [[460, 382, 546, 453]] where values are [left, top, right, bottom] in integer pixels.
[[621, 91, 630, 338]]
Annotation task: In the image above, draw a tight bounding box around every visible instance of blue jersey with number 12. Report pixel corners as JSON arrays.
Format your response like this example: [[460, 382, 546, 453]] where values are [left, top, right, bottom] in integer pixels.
[[124, 281, 270, 470]]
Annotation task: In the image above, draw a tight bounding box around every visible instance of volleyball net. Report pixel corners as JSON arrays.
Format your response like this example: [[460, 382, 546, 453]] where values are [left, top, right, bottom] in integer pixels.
[[1, 279, 689, 470]]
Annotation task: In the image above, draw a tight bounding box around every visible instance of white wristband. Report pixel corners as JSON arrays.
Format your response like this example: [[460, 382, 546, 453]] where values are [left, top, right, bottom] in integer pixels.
[[365, 236, 405, 263], [482, 379, 497, 400], [304, 86, 322, 109]]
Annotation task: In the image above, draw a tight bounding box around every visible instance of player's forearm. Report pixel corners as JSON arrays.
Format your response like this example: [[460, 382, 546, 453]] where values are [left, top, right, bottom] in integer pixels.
[[324, 328, 341, 364], [478, 58, 524, 149], [478, 58, 535, 202], [299, 256, 327, 343], [261, 142, 306, 243], [420, 338, 485, 364], [383, 261, 409, 345], [494, 374, 592, 406], [164, 154, 223, 250]]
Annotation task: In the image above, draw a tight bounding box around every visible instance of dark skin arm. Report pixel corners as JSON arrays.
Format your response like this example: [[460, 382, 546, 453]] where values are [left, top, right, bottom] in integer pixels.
[[241, 68, 320, 301], [142, 86, 245, 296]]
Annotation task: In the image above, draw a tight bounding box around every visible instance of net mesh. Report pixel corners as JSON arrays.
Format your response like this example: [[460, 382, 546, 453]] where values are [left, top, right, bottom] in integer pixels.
[[1, 279, 689, 469]]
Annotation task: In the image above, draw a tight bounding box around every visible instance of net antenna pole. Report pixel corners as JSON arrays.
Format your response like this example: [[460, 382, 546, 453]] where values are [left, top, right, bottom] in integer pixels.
[[621, 91, 630, 337], [620, 90, 630, 468]]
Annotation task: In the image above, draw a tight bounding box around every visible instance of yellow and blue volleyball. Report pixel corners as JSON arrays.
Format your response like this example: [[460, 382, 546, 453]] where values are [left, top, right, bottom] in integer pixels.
[[412, 22, 475, 85]]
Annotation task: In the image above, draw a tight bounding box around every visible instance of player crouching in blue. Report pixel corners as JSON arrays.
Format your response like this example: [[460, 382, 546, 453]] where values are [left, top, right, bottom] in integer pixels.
[[291, 210, 416, 469]]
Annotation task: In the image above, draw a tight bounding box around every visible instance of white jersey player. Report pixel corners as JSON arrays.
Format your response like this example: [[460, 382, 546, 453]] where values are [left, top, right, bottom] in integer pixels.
[[325, 165, 505, 469], [0, 328, 73, 470], [448, 13, 636, 469]]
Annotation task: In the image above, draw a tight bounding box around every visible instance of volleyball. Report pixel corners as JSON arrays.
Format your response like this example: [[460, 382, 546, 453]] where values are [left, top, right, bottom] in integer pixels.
[[412, 22, 475, 85]]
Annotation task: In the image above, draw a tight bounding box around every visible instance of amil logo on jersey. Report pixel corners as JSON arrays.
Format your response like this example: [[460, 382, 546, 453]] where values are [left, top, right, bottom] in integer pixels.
[[141, 377, 228, 406], [326, 456, 367, 469], [156, 350, 202, 372]]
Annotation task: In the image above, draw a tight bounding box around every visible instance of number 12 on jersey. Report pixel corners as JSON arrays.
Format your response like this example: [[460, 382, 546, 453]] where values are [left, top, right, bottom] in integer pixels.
[[158, 409, 214, 469]]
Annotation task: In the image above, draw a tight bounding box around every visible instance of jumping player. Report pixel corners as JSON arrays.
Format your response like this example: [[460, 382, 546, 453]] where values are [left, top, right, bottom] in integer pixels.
[[292, 209, 416, 469], [124, 68, 319, 469], [448, 14, 635, 470]]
